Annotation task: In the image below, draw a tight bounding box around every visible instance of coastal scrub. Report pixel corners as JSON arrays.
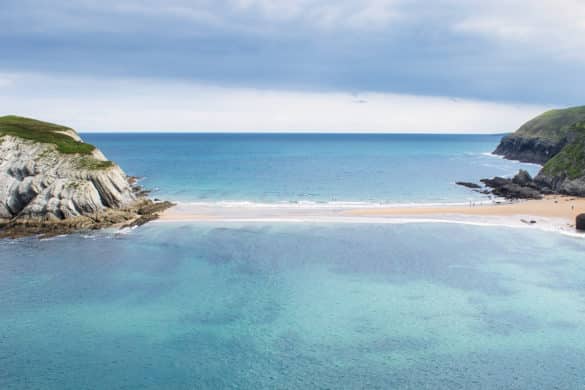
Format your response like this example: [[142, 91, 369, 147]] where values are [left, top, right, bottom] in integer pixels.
[[542, 122, 585, 180]]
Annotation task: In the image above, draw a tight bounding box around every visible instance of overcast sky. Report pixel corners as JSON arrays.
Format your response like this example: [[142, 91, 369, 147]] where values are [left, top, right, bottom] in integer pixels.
[[1, 0, 583, 132]]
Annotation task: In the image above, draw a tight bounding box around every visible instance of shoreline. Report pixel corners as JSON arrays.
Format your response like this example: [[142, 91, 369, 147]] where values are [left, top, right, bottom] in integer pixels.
[[157, 196, 585, 237]]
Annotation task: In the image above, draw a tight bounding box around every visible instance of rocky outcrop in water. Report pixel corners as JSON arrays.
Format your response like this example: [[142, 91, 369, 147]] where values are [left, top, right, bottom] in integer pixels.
[[491, 106, 585, 197], [0, 116, 172, 238], [455, 181, 482, 190], [480, 171, 544, 200], [456, 170, 545, 200]]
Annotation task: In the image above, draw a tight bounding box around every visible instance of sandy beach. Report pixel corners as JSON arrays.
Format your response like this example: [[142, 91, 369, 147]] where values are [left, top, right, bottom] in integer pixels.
[[158, 196, 585, 235], [346, 196, 585, 221]]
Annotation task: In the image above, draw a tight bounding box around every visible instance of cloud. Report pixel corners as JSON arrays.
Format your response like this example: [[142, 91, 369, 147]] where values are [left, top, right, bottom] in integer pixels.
[[0, 77, 15, 88], [451, 0, 585, 60], [113, 2, 222, 25], [230, 0, 402, 29], [12, 0, 582, 40], [1, 0, 403, 33], [0, 73, 548, 133], [0, 1, 583, 106]]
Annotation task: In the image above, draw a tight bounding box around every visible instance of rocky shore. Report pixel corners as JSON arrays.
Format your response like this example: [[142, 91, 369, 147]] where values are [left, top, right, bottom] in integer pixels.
[[492, 106, 585, 197], [457, 170, 545, 200], [459, 105, 585, 201], [0, 116, 172, 238]]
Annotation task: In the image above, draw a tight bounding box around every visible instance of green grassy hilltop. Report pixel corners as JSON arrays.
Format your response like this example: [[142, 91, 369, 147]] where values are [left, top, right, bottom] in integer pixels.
[[0, 115, 114, 170], [541, 122, 585, 180], [514, 106, 585, 142], [0, 115, 96, 154]]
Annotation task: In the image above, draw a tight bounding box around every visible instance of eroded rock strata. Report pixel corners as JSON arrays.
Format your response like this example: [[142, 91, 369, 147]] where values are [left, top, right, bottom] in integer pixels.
[[0, 116, 172, 238]]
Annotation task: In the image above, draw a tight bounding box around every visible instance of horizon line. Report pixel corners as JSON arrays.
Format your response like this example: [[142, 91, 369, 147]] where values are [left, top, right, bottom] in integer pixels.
[[79, 131, 511, 136]]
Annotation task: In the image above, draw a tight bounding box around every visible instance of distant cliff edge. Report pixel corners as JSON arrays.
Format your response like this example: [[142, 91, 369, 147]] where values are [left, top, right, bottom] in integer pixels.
[[492, 106, 585, 197], [0, 115, 172, 238]]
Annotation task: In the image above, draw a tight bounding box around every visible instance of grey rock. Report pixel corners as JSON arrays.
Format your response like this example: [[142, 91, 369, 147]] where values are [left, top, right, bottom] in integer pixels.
[[512, 170, 533, 187], [494, 135, 565, 164], [534, 172, 585, 197], [481, 175, 543, 200], [577, 214, 585, 231], [0, 135, 136, 223], [455, 181, 482, 189]]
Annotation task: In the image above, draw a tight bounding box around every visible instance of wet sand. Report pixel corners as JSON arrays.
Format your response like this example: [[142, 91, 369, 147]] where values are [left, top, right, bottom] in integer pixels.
[[158, 196, 585, 235]]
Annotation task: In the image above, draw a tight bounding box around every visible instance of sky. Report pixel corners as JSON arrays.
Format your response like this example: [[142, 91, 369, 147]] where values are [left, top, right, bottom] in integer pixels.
[[0, 0, 584, 132]]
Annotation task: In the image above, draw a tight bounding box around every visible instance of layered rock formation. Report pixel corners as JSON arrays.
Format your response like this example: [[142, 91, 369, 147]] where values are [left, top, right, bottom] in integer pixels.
[[0, 116, 171, 238]]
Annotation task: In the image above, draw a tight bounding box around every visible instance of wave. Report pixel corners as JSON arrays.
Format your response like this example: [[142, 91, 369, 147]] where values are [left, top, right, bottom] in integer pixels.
[[155, 214, 584, 239], [480, 152, 542, 167], [172, 199, 499, 209]]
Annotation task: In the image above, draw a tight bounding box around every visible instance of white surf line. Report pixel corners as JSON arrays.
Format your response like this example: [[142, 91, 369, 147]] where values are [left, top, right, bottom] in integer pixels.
[[153, 214, 584, 239], [170, 199, 503, 209]]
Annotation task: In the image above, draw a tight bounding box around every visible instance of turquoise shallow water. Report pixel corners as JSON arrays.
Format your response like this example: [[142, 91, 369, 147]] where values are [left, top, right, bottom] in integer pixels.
[[1, 134, 583, 389], [1, 223, 585, 389]]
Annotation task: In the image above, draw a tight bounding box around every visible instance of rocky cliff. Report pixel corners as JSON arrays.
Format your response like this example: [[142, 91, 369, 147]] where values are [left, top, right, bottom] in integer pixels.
[[0, 115, 171, 238], [492, 106, 585, 197], [494, 106, 585, 164]]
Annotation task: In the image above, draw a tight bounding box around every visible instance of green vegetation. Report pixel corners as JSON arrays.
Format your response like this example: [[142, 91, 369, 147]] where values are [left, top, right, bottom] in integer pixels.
[[76, 156, 114, 170], [65, 181, 83, 190], [542, 122, 585, 179], [0, 115, 95, 154], [0, 115, 115, 170], [515, 105, 585, 141]]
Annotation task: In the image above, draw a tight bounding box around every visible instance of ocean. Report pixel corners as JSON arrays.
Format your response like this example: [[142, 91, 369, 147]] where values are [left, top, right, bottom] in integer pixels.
[[1, 134, 584, 389], [82, 133, 540, 204]]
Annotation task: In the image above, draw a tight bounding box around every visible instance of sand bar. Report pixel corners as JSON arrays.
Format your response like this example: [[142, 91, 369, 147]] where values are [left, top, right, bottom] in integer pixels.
[[158, 196, 585, 235]]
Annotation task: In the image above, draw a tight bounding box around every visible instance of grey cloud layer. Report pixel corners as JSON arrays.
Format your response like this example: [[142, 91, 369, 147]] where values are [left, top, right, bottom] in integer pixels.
[[1, 0, 584, 104]]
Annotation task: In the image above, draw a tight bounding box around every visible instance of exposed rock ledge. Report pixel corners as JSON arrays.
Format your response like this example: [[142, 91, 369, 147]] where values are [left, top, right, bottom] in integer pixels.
[[0, 117, 172, 238], [457, 105, 585, 201], [492, 106, 585, 197]]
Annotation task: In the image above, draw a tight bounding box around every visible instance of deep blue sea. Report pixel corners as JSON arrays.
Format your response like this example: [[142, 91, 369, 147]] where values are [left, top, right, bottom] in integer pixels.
[[82, 133, 539, 204], [2, 134, 584, 390]]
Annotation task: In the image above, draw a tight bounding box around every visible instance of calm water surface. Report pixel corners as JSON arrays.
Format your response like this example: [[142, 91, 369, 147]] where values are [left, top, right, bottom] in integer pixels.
[[83, 133, 539, 203], [1, 134, 582, 389]]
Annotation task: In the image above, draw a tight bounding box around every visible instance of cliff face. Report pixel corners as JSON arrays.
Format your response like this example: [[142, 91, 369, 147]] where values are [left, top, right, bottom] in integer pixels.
[[0, 116, 171, 237], [535, 122, 585, 196], [494, 136, 565, 165], [0, 135, 136, 221], [493, 107, 585, 196], [494, 106, 585, 164]]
